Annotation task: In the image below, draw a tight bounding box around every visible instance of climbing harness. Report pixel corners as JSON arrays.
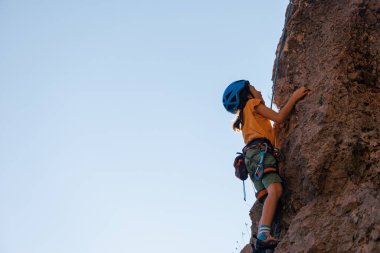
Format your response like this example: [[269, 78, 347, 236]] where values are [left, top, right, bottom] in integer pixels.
[[243, 138, 279, 181], [270, 0, 294, 109], [233, 138, 276, 201], [232, 138, 279, 201], [255, 188, 268, 204]]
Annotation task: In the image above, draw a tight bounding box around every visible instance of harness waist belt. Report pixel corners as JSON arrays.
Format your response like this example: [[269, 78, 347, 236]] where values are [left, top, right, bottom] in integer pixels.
[[243, 137, 274, 153]]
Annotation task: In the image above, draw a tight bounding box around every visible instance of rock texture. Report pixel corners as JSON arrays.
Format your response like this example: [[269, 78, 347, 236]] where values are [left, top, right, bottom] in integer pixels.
[[244, 1, 380, 252]]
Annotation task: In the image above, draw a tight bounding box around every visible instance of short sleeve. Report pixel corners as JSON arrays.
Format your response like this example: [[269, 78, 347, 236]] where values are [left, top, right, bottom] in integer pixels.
[[247, 99, 262, 111]]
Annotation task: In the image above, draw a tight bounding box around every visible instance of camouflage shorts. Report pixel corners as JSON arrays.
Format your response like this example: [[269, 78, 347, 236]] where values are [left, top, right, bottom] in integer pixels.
[[244, 146, 282, 192]]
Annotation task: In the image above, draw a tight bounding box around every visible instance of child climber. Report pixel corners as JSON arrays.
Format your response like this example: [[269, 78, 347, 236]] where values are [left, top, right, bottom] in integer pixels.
[[222, 80, 309, 250]]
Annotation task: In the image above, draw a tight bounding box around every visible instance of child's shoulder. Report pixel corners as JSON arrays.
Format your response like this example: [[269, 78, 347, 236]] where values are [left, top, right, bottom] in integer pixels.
[[246, 98, 263, 109]]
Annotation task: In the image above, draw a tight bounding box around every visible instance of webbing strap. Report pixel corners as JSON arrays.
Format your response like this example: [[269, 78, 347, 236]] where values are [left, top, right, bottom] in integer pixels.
[[254, 150, 267, 180], [271, 0, 294, 109], [256, 188, 268, 203]]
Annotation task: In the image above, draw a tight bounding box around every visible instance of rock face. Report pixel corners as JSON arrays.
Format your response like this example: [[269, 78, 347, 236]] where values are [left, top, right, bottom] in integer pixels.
[[244, 1, 380, 252]]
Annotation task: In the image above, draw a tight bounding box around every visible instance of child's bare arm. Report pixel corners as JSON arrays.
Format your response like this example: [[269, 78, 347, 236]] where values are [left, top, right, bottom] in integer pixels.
[[255, 87, 310, 123]]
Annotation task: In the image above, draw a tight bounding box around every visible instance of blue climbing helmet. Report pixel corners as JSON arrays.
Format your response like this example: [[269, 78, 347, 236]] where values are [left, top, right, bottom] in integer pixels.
[[222, 80, 249, 114]]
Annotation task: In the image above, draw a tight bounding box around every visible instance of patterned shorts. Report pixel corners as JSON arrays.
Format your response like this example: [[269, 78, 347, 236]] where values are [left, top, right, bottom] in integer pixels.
[[244, 146, 282, 193]]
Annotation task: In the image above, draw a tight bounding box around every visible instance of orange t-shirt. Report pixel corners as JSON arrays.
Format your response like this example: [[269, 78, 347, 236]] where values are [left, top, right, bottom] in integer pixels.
[[242, 99, 276, 146]]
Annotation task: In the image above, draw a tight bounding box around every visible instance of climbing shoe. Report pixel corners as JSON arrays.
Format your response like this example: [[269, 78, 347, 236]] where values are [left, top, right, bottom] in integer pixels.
[[255, 233, 279, 250]]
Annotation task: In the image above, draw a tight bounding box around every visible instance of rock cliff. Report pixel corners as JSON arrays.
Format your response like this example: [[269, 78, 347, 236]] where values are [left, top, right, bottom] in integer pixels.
[[243, 1, 380, 252]]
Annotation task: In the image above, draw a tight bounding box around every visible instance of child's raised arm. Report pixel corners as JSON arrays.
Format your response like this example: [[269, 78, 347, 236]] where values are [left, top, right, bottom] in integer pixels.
[[255, 87, 310, 123]]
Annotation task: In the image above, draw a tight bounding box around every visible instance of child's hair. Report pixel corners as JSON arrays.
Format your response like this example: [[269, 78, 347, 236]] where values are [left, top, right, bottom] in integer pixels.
[[232, 84, 253, 132]]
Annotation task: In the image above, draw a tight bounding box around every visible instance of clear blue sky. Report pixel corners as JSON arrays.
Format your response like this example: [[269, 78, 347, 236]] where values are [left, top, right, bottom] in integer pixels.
[[0, 1, 288, 252]]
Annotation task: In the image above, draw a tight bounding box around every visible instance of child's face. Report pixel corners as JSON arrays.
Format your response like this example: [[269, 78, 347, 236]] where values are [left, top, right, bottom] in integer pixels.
[[249, 85, 264, 102]]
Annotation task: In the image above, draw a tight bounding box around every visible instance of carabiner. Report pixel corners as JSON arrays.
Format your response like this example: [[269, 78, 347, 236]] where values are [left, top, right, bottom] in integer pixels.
[[261, 143, 268, 153], [254, 143, 268, 180]]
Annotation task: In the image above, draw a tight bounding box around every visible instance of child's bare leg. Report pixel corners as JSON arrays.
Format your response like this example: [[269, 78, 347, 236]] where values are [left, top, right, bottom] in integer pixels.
[[260, 182, 283, 226], [255, 182, 283, 249]]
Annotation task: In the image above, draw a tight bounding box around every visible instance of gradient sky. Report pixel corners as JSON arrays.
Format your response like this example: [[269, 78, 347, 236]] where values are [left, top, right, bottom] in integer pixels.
[[0, 1, 288, 252]]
